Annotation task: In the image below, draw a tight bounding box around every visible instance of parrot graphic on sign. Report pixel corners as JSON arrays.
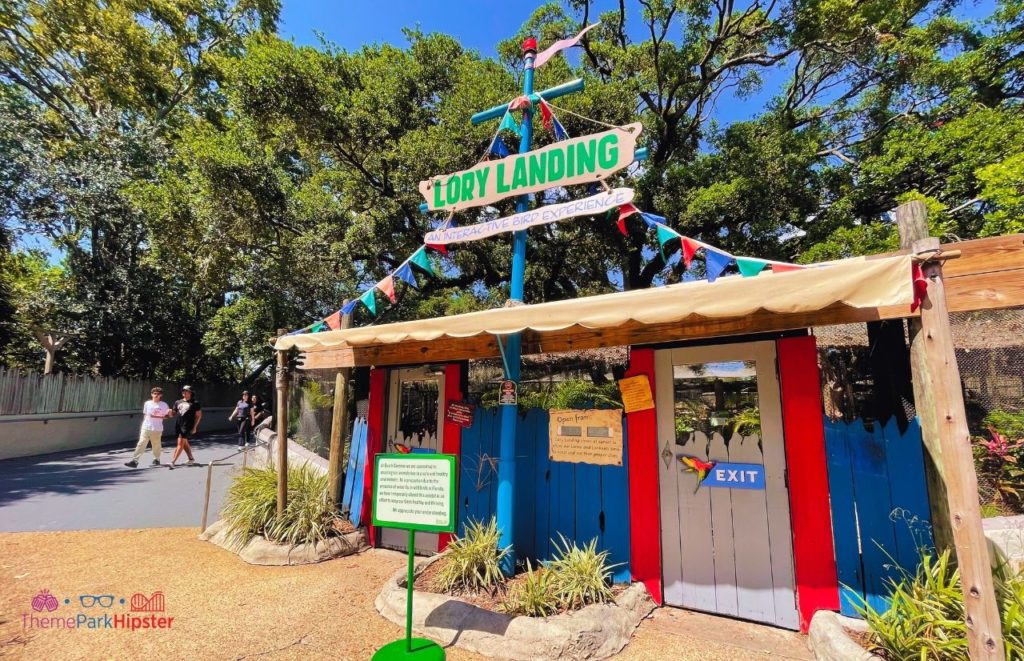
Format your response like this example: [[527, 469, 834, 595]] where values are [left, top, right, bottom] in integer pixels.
[[677, 455, 717, 493], [394, 443, 413, 454]]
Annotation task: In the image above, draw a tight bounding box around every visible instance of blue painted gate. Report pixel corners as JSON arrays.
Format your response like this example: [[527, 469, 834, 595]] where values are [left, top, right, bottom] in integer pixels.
[[458, 407, 632, 582], [824, 417, 934, 615]]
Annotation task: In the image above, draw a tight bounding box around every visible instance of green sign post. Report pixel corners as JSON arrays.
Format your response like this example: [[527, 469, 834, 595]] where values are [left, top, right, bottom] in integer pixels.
[[371, 453, 457, 661]]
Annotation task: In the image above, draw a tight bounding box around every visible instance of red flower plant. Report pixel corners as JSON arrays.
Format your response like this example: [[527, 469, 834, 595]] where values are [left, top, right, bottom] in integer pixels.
[[981, 426, 1024, 462]]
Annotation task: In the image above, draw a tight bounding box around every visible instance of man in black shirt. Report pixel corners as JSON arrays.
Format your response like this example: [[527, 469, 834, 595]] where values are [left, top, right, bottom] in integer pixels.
[[168, 385, 202, 469]]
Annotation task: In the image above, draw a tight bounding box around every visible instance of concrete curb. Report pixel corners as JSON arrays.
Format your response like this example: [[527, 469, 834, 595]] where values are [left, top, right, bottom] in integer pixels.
[[199, 518, 368, 565], [807, 611, 881, 661], [375, 554, 656, 660]]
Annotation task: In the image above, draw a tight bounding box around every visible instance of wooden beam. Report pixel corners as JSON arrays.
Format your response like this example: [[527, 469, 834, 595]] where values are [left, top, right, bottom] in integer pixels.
[[275, 328, 290, 517], [327, 307, 353, 508], [914, 234, 1004, 659]]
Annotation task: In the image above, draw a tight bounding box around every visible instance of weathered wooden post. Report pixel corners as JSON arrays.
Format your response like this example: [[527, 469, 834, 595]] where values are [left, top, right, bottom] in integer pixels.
[[32, 328, 71, 375], [327, 305, 353, 507], [275, 327, 290, 517], [901, 201, 1004, 658], [897, 202, 953, 551]]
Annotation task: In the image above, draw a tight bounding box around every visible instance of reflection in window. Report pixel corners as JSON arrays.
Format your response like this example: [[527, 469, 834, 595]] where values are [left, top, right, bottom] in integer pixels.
[[397, 380, 439, 447], [673, 361, 761, 446]]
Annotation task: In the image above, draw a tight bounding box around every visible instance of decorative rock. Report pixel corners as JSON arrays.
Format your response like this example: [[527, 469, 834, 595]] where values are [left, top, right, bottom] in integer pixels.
[[200, 518, 368, 565], [375, 554, 656, 660], [807, 610, 881, 661]]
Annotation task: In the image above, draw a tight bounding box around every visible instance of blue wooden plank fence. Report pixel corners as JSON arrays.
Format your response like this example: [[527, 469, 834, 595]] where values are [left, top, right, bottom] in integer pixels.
[[824, 417, 934, 616], [342, 417, 369, 527], [458, 408, 632, 583]]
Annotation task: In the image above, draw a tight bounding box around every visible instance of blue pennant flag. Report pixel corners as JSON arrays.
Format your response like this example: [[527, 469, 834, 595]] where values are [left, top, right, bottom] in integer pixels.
[[641, 212, 665, 228], [341, 300, 358, 315], [553, 117, 568, 141], [705, 248, 734, 283], [394, 262, 419, 289], [489, 136, 510, 158]]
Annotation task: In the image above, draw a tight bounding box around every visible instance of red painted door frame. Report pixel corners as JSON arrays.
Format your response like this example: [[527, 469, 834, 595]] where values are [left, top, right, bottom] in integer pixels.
[[362, 367, 387, 548], [624, 347, 663, 605], [776, 335, 840, 631], [438, 362, 465, 551]]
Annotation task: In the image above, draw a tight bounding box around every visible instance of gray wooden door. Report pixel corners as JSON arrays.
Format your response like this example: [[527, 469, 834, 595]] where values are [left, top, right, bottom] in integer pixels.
[[655, 342, 799, 629]]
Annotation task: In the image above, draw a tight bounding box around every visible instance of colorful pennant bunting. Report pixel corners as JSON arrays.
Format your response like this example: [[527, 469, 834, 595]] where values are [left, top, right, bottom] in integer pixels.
[[426, 243, 448, 255], [311, 321, 327, 333], [409, 247, 434, 276], [655, 224, 679, 262], [341, 300, 358, 315], [911, 263, 928, 312], [489, 136, 510, 158], [324, 311, 342, 330], [539, 100, 554, 132], [358, 288, 377, 316], [641, 212, 665, 228], [394, 262, 419, 289], [736, 257, 769, 278], [508, 95, 532, 111], [770, 263, 805, 273], [377, 275, 397, 303], [498, 111, 521, 137], [616, 203, 639, 235], [704, 248, 733, 283], [553, 117, 568, 140], [681, 237, 701, 268]]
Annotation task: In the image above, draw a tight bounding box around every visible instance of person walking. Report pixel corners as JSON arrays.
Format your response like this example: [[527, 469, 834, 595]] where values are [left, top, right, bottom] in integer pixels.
[[229, 391, 252, 449], [125, 387, 169, 468], [250, 392, 270, 443], [168, 385, 202, 469]]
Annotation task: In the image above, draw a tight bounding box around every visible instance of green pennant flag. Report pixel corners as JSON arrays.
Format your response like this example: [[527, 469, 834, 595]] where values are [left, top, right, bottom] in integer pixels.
[[311, 321, 327, 333], [736, 257, 769, 277], [498, 111, 521, 137], [359, 288, 377, 316], [409, 248, 434, 276], [656, 224, 679, 262]]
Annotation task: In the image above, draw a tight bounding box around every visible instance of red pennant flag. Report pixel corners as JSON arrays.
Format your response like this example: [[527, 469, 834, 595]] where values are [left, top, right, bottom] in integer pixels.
[[508, 95, 532, 111], [324, 311, 341, 330], [539, 99, 554, 132], [377, 275, 397, 303], [770, 263, 805, 273], [911, 263, 928, 312], [680, 237, 701, 268], [616, 204, 639, 235], [426, 243, 448, 255]]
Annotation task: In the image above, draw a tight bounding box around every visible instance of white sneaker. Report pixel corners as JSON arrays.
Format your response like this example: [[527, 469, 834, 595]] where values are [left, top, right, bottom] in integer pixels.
[[186, 459, 198, 466]]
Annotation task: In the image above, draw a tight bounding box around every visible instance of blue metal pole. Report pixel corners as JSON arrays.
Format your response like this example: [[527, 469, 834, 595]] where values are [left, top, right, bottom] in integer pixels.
[[495, 39, 535, 576]]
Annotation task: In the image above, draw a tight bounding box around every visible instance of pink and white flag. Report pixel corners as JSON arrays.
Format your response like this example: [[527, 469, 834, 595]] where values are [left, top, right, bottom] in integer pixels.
[[533, 22, 601, 69]]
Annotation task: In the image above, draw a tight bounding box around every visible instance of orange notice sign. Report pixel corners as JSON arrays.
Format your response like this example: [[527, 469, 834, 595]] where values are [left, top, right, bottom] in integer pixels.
[[618, 375, 654, 413]]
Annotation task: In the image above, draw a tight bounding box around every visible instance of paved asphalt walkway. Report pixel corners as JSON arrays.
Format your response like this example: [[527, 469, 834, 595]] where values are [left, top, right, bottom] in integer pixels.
[[0, 434, 252, 532]]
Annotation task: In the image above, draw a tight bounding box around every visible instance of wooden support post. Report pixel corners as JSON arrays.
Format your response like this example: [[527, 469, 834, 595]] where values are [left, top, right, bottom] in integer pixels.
[[32, 328, 71, 375], [275, 328, 290, 517], [896, 202, 953, 551], [912, 231, 1004, 658], [327, 307, 353, 508]]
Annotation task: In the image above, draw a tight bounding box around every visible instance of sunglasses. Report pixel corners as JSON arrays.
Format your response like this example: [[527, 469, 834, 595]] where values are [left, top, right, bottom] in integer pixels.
[[79, 594, 115, 608]]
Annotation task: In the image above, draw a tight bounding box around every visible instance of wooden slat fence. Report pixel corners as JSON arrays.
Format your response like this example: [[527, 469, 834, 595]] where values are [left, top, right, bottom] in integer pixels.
[[0, 368, 238, 415]]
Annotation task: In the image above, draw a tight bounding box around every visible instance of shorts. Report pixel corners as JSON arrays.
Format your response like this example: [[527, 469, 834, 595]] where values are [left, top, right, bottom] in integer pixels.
[[175, 425, 194, 439]]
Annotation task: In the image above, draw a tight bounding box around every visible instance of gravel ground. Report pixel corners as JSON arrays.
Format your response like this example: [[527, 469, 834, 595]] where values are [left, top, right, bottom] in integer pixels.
[[0, 528, 810, 660]]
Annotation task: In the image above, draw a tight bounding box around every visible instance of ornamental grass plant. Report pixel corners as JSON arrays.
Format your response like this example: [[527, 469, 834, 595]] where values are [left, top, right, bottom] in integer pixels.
[[433, 517, 509, 594], [547, 534, 618, 610], [221, 463, 335, 548], [501, 560, 559, 617]]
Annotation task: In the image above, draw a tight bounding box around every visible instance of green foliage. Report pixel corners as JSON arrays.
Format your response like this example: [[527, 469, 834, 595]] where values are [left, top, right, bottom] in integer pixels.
[[434, 517, 509, 594], [731, 407, 762, 438], [546, 534, 617, 611], [501, 560, 559, 617], [300, 380, 335, 410], [986, 410, 1024, 441], [860, 550, 1024, 660], [974, 420, 1024, 513], [480, 379, 622, 410], [221, 463, 334, 547]]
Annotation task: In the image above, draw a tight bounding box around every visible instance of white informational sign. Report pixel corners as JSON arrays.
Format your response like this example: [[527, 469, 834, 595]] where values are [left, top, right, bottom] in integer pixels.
[[372, 454, 456, 533], [423, 188, 634, 245]]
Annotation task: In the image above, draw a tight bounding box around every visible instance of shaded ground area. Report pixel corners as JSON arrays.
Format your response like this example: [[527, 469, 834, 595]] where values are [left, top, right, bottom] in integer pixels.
[[0, 528, 812, 660], [0, 434, 249, 532]]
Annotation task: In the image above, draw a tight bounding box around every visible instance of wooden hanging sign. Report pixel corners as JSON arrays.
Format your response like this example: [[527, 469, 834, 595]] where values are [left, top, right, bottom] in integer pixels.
[[549, 408, 624, 466], [420, 123, 642, 212], [424, 188, 634, 244]]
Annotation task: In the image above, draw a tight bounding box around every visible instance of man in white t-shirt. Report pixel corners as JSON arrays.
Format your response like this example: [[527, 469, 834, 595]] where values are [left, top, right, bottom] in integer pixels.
[[125, 387, 170, 467]]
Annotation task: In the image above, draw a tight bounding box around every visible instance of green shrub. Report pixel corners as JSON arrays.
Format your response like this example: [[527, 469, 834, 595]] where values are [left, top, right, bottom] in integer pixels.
[[501, 560, 559, 617], [546, 534, 617, 610], [434, 517, 509, 594], [221, 463, 335, 548], [986, 409, 1024, 440], [860, 550, 1024, 660]]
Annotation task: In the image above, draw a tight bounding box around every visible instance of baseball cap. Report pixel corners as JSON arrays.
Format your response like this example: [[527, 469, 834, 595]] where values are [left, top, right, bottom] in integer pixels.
[[181, 385, 194, 392]]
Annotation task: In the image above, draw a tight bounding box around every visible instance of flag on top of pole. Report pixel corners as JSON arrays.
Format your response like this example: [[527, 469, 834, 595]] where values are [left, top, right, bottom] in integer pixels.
[[533, 23, 601, 69]]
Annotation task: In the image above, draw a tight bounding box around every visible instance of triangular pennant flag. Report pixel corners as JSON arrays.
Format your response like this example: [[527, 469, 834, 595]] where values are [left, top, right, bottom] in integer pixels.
[[770, 263, 804, 273], [553, 117, 568, 140], [358, 288, 377, 316], [736, 257, 769, 278], [704, 248, 733, 283], [377, 275, 397, 303], [409, 247, 434, 276], [341, 300, 358, 315], [508, 95, 532, 111], [311, 321, 327, 333], [488, 136, 510, 158], [911, 263, 928, 312], [539, 99, 554, 132], [426, 243, 448, 255], [656, 225, 680, 263], [681, 237, 701, 268], [533, 22, 601, 69], [324, 310, 342, 330], [394, 262, 419, 289], [616, 203, 639, 236], [498, 111, 521, 137], [641, 212, 666, 228]]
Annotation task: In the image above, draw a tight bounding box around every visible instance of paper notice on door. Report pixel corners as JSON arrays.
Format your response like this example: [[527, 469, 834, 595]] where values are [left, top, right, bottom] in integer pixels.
[[617, 375, 654, 413], [548, 409, 624, 466]]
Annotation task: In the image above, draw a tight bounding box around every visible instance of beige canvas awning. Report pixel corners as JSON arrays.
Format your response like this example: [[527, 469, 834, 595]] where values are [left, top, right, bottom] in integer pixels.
[[276, 254, 914, 357]]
